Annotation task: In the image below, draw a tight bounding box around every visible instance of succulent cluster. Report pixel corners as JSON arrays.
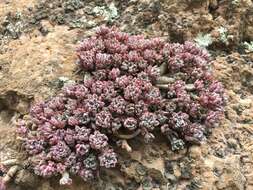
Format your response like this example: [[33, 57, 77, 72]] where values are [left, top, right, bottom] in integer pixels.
[[159, 42, 225, 148], [17, 26, 225, 184], [76, 26, 225, 146], [17, 93, 117, 184]]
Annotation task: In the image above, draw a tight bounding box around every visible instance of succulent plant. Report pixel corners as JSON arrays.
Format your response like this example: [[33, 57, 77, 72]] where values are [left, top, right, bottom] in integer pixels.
[[17, 26, 225, 185]]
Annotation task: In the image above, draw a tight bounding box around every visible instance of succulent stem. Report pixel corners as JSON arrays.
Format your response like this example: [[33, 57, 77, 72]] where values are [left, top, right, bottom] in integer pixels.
[[159, 62, 167, 75], [156, 76, 175, 84], [1, 159, 18, 167], [121, 140, 132, 152], [3, 166, 20, 183], [59, 172, 72, 185], [115, 129, 141, 139], [155, 84, 169, 89]]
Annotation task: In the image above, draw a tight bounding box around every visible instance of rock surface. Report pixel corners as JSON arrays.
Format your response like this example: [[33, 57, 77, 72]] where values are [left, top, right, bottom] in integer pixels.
[[0, 0, 253, 190]]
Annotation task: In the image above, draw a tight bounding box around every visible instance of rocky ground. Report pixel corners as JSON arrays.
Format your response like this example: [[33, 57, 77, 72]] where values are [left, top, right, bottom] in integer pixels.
[[0, 0, 253, 190]]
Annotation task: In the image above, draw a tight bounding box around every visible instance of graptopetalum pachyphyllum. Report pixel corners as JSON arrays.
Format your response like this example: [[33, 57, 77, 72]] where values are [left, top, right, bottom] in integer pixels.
[[16, 26, 225, 185]]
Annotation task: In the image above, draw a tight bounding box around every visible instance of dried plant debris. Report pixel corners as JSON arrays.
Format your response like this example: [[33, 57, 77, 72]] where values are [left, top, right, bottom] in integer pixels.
[[243, 41, 253, 53], [194, 33, 213, 48]]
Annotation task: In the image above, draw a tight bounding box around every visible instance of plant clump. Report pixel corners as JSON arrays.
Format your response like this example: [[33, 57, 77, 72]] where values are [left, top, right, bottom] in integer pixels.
[[17, 93, 117, 185], [17, 26, 225, 185]]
